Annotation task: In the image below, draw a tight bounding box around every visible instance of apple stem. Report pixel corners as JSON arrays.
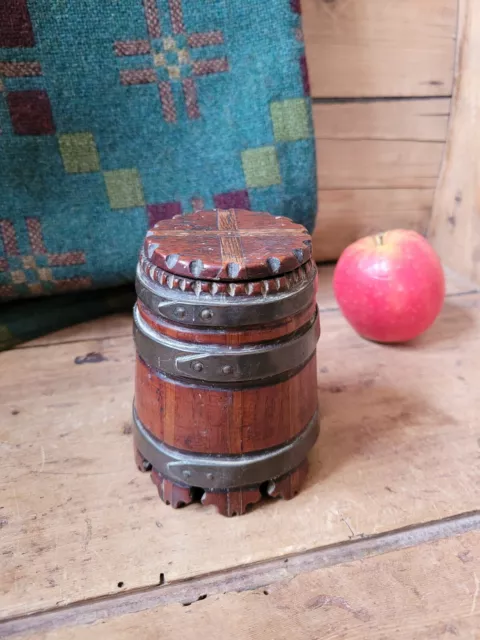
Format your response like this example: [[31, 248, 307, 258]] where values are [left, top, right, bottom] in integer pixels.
[[375, 233, 385, 246]]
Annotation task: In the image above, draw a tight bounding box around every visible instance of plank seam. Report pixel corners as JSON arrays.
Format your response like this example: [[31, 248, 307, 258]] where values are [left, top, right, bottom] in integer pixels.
[[318, 187, 435, 192], [1, 510, 479, 638], [316, 186, 441, 192], [316, 138, 447, 144], [312, 95, 453, 105]]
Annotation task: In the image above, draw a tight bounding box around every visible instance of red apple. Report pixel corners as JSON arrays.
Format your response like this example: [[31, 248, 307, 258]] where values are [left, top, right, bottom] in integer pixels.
[[333, 230, 445, 343]]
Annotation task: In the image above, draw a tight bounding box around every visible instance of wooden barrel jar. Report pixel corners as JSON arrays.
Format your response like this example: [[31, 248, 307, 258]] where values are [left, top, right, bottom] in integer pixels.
[[133, 209, 320, 516]]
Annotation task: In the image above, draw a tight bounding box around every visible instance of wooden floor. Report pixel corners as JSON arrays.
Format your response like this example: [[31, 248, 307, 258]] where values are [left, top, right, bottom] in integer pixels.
[[1, 267, 480, 638]]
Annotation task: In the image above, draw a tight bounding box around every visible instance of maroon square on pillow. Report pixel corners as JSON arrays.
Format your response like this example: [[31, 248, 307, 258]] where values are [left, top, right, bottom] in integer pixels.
[[147, 202, 182, 226], [213, 190, 250, 210], [0, 0, 35, 48], [7, 91, 55, 135]]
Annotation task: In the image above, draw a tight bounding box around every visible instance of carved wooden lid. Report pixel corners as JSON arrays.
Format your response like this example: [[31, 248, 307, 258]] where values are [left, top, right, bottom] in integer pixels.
[[143, 209, 312, 281]]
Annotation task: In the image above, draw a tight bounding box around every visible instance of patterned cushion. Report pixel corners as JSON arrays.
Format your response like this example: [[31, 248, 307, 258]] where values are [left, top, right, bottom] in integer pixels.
[[0, 0, 316, 347]]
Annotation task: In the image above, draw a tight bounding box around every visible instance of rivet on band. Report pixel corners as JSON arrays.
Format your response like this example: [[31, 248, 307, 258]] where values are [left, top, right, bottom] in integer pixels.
[[200, 308, 213, 320]]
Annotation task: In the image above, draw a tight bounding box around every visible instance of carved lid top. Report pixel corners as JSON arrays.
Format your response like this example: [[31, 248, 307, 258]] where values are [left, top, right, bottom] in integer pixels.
[[143, 209, 312, 281]]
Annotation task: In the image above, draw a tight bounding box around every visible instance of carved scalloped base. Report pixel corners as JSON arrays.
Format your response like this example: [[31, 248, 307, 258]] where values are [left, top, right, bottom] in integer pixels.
[[134, 446, 309, 517]]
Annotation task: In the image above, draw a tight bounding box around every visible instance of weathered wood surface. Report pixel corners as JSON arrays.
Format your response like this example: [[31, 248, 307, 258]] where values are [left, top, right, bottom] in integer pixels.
[[11, 530, 480, 639], [313, 99, 450, 142], [1, 269, 479, 621], [317, 139, 444, 190], [303, 0, 457, 98], [312, 99, 450, 261], [3, 513, 478, 638], [429, 0, 480, 285], [313, 189, 434, 261]]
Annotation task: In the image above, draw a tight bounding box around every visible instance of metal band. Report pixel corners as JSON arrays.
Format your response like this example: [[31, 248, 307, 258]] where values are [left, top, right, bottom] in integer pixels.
[[134, 304, 320, 383], [133, 406, 319, 490], [136, 266, 316, 328]]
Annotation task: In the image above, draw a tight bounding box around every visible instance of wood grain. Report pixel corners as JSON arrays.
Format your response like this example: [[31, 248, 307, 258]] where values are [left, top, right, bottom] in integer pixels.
[[313, 189, 434, 261], [3, 513, 479, 638], [313, 99, 450, 142], [312, 99, 450, 260], [0, 269, 479, 619], [14, 530, 479, 639], [15, 532, 480, 640], [302, 0, 457, 98], [429, 0, 480, 284], [135, 355, 318, 454], [316, 139, 444, 190], [145, 210, 311, 281]]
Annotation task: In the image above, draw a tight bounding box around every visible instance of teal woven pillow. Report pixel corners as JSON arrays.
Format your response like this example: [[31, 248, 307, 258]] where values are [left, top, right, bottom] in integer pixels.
[[0, 0, 316, 348]]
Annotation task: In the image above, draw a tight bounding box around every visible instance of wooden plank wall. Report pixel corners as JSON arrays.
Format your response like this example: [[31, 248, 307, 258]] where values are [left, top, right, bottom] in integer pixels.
[[304, 0, 458, 261], [429, 0, 480, 285]]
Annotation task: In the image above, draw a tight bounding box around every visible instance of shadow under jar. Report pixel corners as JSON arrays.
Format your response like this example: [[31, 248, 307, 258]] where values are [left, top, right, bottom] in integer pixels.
[[133, 209, 320, 516]]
